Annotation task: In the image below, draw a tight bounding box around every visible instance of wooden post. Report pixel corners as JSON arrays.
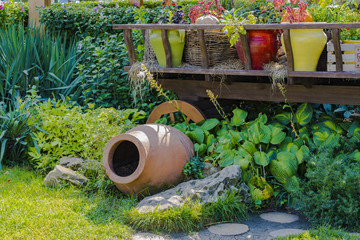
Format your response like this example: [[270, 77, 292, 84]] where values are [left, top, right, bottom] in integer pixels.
[[239, 34, 252, 70], [28, 0, 51, 27], [282, 29, 294, 84]]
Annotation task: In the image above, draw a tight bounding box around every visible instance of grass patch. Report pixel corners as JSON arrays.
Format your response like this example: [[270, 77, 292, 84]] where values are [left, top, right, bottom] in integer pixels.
[[126, 203, 204, 233], [126, 190, 249, 233], [0, 167, 136, 240], [276, 226, 359, 240]]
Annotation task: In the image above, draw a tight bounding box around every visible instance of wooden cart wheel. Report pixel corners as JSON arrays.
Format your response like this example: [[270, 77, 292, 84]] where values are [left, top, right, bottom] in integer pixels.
[[146, 100, 206, 124]]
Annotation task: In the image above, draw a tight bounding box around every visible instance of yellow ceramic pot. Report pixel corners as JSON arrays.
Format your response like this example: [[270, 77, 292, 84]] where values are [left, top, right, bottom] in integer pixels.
[[149, 29, 185, 67], [281, 27, 327, 71], [342, 40, 360, 65]]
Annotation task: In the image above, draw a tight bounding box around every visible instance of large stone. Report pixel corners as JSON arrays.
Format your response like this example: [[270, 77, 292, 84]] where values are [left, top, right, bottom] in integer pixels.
[[43, 165, 88, 187], [136, 165, 250, 213], [202, 162, 219, 177], [59, 157, 85, 170]]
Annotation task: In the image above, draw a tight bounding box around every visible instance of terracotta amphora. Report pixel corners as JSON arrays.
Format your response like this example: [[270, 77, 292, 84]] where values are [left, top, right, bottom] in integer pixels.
[[103, 124, 194, 195]]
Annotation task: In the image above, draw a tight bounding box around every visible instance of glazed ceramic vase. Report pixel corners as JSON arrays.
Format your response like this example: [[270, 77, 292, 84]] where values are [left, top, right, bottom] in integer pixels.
[[236, 30, 280, 70], [102, 124, 194, 195], [149, 29, 185, 67], [281, 27, 327, 71]]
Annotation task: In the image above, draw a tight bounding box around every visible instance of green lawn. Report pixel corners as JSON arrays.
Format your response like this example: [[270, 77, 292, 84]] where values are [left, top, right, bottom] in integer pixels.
[[1, 167, 359, 240], [0, 167, 135, 240]]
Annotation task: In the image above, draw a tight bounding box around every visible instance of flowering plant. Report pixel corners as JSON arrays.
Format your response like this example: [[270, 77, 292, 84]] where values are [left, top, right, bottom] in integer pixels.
[[0, 1, 28, 27], [273, 0, 311, 23], [188, 0, 224, 24], [158, 0, 184, 24]]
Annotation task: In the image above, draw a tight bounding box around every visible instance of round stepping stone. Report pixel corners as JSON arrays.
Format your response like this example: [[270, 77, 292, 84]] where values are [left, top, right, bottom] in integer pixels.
[[269, 228, 306, 238], [260, 212, 299, 223], [208, 223, 249, 236], [132, 233, 165, 240], [349, 233, 360, 236]]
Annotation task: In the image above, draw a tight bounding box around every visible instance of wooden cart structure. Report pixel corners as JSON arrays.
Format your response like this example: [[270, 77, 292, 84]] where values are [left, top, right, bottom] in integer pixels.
[[114, 23, 360, 107]]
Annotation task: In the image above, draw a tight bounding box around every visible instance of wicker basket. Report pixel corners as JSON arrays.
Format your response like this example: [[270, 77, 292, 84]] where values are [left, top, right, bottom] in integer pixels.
[[184, 30, 238, 67]]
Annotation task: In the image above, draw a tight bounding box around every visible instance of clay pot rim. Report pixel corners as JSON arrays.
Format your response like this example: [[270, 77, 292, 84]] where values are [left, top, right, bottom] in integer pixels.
[[102, 133, 146, 184]]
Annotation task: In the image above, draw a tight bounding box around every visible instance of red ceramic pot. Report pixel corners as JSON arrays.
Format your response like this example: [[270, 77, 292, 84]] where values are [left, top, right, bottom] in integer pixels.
[[236, 30, 280, 70]]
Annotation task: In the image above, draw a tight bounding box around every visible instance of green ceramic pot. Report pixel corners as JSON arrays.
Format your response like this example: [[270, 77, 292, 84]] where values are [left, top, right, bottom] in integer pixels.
[[149, 29, 185, 67]]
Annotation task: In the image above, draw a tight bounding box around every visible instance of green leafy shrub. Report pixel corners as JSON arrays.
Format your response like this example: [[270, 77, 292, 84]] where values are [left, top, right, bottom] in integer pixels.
[[230, 0, 282, 23], [39, 0, 198, 38], [276, 225, 359, 240], [0, 89, 41, 169], [28, 100, 146, 172], [183, 156, 205, 179], [0, 1, 28, 27], [173, 97, 360, 207], [296, 145, 360, 231], [308, 0, 360, 40], [76, 33, 170, 111]]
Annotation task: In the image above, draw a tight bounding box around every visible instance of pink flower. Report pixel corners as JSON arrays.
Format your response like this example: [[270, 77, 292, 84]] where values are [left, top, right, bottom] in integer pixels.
[[97, 4, 103, 9]]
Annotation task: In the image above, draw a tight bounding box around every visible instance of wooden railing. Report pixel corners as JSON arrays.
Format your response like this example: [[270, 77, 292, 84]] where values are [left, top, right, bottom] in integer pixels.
[[113, 23, 360, 105]]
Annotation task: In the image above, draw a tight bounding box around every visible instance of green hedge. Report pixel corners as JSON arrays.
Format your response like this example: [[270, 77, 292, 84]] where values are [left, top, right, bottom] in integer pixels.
[[39, 0, 198, 39], [0, 1, 28, 27]]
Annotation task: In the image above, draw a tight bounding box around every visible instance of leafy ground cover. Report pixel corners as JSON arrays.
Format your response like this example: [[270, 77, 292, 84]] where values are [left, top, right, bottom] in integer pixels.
[[276, 226, 359, 240], [0, 167, 135, 240]]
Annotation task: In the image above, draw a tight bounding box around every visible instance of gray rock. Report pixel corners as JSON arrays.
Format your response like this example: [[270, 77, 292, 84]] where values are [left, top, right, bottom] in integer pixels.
[[43, 165, 88, 187], [59, 157, 85, 170], [202, 162, 219, 177], [136, 165, 250, 213]]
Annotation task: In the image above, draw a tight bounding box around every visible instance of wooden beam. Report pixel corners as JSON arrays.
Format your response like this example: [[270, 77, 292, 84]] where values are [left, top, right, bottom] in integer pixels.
[[332, 28, 343, 72], [160, 79, 360, 105], [113, 23, 360, 31], [240, 34, 252, 70], [161, 29, 172, 68], [124, 66, 360, 78], [123, 29, 137, 65]]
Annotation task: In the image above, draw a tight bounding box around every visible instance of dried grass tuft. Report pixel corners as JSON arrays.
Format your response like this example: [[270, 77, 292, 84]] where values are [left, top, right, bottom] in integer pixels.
[[264, 62, 287, 93]]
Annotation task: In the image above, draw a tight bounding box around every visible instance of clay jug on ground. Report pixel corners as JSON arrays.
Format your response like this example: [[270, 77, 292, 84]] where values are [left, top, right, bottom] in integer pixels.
[[103, 124, 194, 195]]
